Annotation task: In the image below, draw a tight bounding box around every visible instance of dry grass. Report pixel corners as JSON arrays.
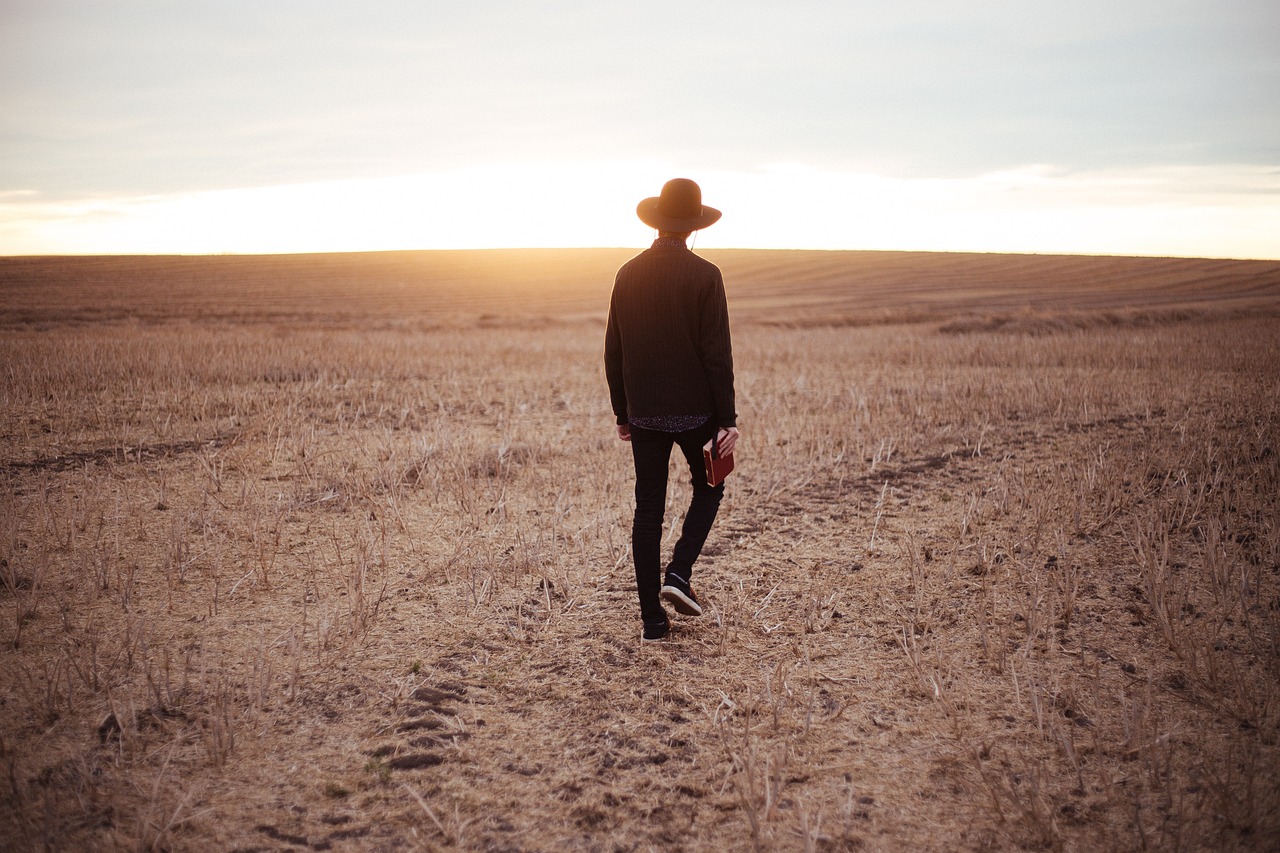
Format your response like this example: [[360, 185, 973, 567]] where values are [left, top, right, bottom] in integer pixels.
[[1, 249, 1278, 851]]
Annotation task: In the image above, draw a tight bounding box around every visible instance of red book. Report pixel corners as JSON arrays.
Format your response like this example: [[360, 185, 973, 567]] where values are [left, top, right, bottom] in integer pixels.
[[703, 434, 735, 487]]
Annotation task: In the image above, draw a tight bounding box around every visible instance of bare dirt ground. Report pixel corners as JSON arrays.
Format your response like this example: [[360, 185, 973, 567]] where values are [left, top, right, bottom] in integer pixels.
[[1, 249, 1279, 851]]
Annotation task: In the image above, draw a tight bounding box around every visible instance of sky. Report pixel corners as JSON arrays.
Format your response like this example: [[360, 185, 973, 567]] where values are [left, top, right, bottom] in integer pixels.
[[1, 0, 1278, 257]]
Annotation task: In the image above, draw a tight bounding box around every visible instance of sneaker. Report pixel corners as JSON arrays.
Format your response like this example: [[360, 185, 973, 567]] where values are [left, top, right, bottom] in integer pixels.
[[643, 616, 670, 641], [660, 574, 703, 617]]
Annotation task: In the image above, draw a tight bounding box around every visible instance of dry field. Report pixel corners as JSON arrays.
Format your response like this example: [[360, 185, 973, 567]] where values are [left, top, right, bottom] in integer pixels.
[[2, 249, 1279, 852]]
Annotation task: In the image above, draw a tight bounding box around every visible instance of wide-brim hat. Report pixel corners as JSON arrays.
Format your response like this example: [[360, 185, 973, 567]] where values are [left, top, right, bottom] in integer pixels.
[[636, 178, 721, 231]]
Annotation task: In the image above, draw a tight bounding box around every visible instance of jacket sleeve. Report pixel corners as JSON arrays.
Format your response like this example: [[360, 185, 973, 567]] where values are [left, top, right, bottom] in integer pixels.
[[698, 270, 737, 428], [604, 289, 629, 425]]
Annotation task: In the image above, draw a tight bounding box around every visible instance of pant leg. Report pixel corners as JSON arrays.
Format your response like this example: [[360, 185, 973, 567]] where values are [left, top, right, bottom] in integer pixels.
[[629, 426, 674, 621], [667, 421, 726, 582]]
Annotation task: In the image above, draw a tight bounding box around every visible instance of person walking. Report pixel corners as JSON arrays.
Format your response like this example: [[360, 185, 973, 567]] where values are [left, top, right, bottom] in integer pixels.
[[604, 178, 740, 641]]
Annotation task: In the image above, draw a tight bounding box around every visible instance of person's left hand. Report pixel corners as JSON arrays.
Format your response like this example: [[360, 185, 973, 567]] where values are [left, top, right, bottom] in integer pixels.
[[617, 424, 632, 442]]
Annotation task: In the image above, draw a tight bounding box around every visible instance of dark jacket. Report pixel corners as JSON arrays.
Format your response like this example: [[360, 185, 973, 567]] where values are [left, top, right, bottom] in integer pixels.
[[604, 245, 736, 428]]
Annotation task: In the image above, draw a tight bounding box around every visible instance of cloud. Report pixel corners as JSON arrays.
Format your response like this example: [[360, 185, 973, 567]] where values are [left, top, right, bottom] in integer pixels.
[[4, 1, 1278, 197]]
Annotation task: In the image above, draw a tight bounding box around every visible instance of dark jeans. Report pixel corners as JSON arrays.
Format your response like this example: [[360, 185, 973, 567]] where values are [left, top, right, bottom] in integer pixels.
[[629, 421, 725, 622]]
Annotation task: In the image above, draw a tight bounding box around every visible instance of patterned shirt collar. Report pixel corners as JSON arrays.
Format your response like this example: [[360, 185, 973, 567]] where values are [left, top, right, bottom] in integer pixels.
[[651, 236, 688, 250]]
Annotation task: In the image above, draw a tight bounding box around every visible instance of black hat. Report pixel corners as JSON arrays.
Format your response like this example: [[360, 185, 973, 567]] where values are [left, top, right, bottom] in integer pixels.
[[636, 178, 721, 231]]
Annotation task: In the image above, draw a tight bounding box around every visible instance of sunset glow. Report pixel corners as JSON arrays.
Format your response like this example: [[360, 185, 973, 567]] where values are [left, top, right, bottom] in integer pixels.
[[3, 162, 1277, 259]]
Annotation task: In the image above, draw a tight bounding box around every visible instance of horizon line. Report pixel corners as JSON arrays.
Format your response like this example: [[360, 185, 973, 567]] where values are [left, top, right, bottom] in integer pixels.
[[2, 246, 1278, 263]]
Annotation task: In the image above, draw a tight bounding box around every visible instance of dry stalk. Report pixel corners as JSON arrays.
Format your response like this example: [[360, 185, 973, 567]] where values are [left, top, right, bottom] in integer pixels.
[[401, 782, 474, 847], [201, 678, 237, 767]]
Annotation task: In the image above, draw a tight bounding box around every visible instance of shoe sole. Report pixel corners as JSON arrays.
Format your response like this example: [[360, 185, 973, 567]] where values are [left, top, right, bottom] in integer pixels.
[[660, 585, 703, 617]]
